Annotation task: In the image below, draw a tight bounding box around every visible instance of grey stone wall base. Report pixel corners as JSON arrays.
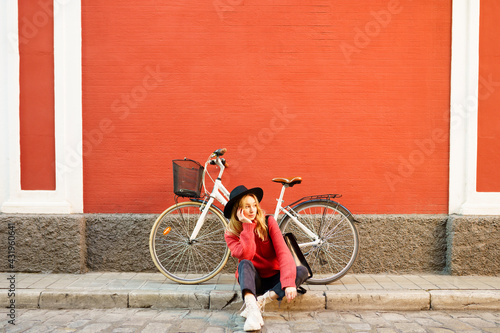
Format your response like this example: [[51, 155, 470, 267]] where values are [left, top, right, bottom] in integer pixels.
[[85, 214, 157, 272], [352, 215, 448, 274], [446, 215, 500, 275], [1, 213, 499, 275], [0, 214, 86, 273]]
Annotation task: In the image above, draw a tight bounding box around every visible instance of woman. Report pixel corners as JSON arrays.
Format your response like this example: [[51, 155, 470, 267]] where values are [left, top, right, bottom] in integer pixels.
[[224, 185, 309, 331]]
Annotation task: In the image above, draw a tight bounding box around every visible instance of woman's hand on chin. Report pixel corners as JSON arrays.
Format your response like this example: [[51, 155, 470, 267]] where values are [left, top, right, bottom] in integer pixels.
[[237, 208, 253, 223]]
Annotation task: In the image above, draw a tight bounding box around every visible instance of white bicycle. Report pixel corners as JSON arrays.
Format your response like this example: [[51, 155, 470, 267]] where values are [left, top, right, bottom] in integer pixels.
[[149, 148, 359, 285]]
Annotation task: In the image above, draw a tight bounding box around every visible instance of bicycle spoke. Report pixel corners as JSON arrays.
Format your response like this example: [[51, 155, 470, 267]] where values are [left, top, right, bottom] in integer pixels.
[[149, 202, 229, 284], [169, 244, 190, 274]]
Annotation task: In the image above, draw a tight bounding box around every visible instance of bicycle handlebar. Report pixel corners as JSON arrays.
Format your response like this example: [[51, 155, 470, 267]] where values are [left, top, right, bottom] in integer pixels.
[[209, 148, 228, 167], [203, 148, 229, 196], [212, 148, 226, 157]]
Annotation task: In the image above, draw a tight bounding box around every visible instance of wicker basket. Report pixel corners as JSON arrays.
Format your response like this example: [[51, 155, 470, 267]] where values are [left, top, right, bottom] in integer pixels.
[[172, 159, 204, 197]]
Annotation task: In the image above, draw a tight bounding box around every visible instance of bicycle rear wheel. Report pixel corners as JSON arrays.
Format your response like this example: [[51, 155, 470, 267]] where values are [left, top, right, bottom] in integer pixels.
[[149, 201, 229, 284], [279, 200, 359, 284]]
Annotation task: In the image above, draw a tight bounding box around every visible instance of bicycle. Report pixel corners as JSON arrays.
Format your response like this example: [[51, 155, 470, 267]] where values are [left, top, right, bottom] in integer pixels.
[[149, 148, 359, 285]]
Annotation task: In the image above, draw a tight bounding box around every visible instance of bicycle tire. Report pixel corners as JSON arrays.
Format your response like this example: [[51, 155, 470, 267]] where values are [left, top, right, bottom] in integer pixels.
[[149, 201, 230, 284], [279, 200, 359, 284]]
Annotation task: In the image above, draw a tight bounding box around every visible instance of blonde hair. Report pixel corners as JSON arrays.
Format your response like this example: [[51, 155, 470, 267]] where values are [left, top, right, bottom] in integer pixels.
[[226, 194, 268, 241]]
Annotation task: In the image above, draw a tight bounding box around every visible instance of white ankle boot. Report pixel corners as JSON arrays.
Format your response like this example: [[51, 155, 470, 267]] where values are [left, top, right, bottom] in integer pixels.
[[243, 295, 264, 331]]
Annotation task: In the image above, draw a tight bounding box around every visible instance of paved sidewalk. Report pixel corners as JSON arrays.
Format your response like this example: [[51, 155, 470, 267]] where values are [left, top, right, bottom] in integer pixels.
[[2, 272, 500, 312]]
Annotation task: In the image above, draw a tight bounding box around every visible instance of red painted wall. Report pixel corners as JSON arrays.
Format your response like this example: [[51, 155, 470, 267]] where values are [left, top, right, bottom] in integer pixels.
[[18, 0, 55, 190], [477, 0, 500, 192], [82, 0, 451, 214]]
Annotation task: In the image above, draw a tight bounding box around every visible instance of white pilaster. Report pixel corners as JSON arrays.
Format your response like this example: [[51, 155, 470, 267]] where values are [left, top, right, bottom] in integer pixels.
[[449, 0, 500, 215], [0, 0, 83, 214]]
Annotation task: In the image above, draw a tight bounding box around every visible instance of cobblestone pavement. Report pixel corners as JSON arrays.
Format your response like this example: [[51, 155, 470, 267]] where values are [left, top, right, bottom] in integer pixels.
[[2, 309, 499, 333]]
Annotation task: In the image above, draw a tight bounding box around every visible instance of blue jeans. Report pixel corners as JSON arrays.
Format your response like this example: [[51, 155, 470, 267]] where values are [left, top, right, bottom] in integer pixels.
[[237, 260, 309, 301]]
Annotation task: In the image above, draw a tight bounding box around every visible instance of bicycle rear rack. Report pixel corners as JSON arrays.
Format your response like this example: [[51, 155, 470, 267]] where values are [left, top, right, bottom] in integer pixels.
[[287, 193, 342, 208], [288, 194, 363, 224]]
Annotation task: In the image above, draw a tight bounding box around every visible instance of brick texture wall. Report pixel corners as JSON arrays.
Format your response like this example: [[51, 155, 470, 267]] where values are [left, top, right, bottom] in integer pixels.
[[82, 0, 451, 214]]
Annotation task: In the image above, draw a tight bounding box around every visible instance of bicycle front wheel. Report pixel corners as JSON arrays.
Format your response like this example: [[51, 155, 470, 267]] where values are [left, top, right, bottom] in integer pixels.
[[279, 200, 359, 284], [149, 201, 229, 284]]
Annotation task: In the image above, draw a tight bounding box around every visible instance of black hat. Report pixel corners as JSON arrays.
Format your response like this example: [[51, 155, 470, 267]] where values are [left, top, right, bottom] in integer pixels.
[[223, 185, 264, 219]]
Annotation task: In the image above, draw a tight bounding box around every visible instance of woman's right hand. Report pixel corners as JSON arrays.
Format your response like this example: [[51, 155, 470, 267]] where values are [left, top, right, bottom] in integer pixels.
[[237, 208, 252, 223]]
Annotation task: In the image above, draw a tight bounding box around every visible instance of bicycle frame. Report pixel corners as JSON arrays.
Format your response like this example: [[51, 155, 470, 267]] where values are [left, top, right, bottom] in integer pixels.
[[273, 185, 321, 248], [189, 156, 230, 241]]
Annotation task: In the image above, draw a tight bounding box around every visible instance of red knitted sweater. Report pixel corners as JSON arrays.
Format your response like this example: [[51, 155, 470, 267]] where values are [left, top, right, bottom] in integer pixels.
[[224, 215, 296, 289]]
